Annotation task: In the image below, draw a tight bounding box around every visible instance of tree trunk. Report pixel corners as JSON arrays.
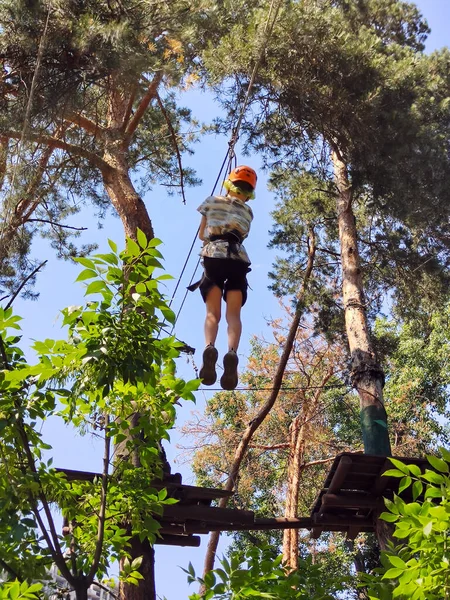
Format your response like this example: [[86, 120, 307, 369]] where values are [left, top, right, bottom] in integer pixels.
[[331, 148, 391, 457], [102, 81, 154, 242], [282, 406, 308, 569], [72, 582, 89, 600], [102, 150, 154, 241], [104, 83, 157, 600], [119, 540, 156, 600]]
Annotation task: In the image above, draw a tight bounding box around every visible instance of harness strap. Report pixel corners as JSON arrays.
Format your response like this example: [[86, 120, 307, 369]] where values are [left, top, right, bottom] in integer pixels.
[[209, 231, 243, 258]]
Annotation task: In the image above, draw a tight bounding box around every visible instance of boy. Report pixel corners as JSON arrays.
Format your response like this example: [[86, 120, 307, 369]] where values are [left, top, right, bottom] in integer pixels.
[[193, 165, 257, 390]]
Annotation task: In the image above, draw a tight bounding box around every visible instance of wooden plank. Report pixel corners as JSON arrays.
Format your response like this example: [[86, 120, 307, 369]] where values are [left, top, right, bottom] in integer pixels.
[[163, 504, 255, 524], [313, 513, 373, 528], [370, 458, 393, 496], [56, 468, 232, 501], [328, 455, 353, 493], [183, 517, 313, 533], [321, 492, 379, 510], [154, 534, 201, 547], [154, 482, 233, 501]]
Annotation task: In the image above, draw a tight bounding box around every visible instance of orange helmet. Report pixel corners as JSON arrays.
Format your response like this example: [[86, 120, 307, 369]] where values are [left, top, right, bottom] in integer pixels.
[[228, 165, 257, 190]]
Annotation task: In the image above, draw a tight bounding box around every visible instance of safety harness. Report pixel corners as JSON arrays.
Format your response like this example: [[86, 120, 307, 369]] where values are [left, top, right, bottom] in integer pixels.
[[187, 231, 244, 292]]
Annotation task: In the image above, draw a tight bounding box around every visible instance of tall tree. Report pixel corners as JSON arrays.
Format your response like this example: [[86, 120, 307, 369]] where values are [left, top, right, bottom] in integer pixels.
[[202, 0, 450, 455], [0, 0, 214, 297]]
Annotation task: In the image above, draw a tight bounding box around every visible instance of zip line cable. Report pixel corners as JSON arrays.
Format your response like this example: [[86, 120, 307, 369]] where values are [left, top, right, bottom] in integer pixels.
[[167, 148, 232, 310], [195, 382, 351, 393], [168, 0, 284, 334]]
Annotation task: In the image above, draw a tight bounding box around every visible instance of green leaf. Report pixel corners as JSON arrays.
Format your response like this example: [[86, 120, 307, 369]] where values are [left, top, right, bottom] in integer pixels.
[[95, 252, 119, 266], [135, 282, 147, 294], [427, 455, 449, 473], [412, 479, 423, 500], [407, 463, 422, 477], [388, 555, 406, 569], [398, 476, 412, 493], [380, 512, 399, 523], [389, 458, 410, 475], [422, 471, 445, 485], [439, 447, 450, 462], [8, 582, 20, 600], [74, 257, 95, 269], [136, 228, 148, 249], [75, 268, 98, 282], [161, 307, 176, 325], [424, 486, 443, 499], [383, 469, 406, 478], [382, 568, 403, 579], [131, 556, 143, 570], [108, 239, 118, 253], [127, 238, 141, 257], [423, 520, 433, 537], [85, 280, 108, 295]]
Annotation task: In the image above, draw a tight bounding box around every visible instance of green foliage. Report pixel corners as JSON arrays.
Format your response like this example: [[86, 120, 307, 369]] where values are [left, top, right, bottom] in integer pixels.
[[361, 449, 450, 599], [375, 309, 450, 453], [205, 0, 450, 322], [0, 233, 199, 591], [186, 546, 349, 600], [0, 0, 212, 297], [0, 581, 42, 600]]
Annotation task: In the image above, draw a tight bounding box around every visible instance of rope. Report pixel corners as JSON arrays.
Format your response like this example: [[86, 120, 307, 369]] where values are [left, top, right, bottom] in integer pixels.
[[226, 0, 284, 159], [167, 148, 231, 309], [168, 0, 284, 331], [196, 383, 350, 393]]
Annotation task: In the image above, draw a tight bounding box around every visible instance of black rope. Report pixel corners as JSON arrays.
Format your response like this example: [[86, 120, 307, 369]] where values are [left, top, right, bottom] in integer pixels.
[[196, 383, 351, 393], [167, 148, 231, 310], [167, 0, 284, 332]]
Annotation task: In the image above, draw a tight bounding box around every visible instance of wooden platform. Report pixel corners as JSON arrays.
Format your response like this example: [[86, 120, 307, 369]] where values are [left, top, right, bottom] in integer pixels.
[[308, 452, 429, 539], [57, 452, 430, 545]]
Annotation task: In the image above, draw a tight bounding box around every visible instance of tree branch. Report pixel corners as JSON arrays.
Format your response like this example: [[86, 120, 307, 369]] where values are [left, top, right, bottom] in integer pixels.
[[0, 332, 9, 369], [249, 443, 289, 450], [202, 225, 317, 577], [0, 131, 111, 174], [64, 112, 106, 137], [123, 71, 163, 145], [156, 93, 187, 204], [121, 83, 138, 131], [27, 219, 87, 231], [4, 260, 47, 311], [0, 557, 20, 581], [303, 457, 335, 468]]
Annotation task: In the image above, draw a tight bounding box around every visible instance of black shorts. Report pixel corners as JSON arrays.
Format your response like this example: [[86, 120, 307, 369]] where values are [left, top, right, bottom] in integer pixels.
[[199, 257, 250, 306]]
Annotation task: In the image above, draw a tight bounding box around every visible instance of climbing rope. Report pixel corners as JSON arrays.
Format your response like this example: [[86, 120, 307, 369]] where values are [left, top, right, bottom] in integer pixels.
[[168, 0, 284, 333]]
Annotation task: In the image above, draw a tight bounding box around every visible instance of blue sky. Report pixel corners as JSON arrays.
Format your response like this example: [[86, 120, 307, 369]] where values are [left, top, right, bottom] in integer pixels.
[[10, 1, 450, 598]]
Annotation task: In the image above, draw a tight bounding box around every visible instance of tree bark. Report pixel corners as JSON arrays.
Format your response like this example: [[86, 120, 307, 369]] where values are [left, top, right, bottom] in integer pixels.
[[119, 540, 156, 600], [282, 406, 308, 568], [72, 582, 89, 600], [104, 81, 157, 600], [202, 227, 317, 579], [102, 81, 154, 241], [331, 148, 391, 457]]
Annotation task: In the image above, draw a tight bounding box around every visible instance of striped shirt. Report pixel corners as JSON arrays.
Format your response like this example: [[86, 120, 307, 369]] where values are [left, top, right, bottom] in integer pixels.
[[198, 195, 253, 264]]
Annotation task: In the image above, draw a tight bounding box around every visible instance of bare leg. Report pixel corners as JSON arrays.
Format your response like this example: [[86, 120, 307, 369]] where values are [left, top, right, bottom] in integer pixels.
[[204, 285, 222, 346], [225, 290, 243, 351]]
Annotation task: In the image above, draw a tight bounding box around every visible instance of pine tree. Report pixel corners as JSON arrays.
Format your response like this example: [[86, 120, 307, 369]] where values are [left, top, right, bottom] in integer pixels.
[[202, 0, 450, 455]]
